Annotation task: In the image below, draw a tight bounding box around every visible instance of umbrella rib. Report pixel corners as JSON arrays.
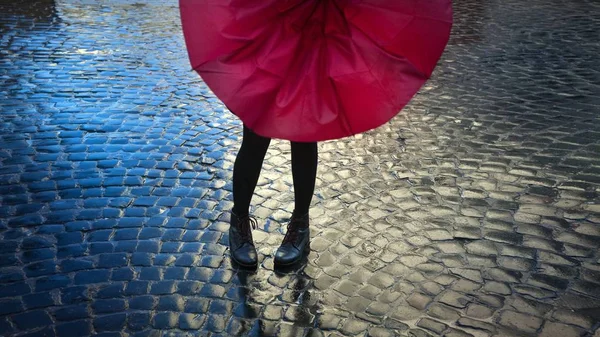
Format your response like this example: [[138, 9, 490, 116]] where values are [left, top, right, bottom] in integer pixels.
[[325, 1, 354, 136], [347, 18, 429, 79], [344, 26, 407, 114], [328, 76, 355, 136], [272, 4, 318, 111]]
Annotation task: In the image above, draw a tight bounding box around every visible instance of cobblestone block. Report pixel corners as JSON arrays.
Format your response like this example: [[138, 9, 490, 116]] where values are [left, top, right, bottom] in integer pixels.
[[128, 296, 156, 311], [551, 309, 594, 329], [56, 320, 92, 337], [53, 304, 90, 321], [539, 322, 584, 337], [438, 290, 471, 309], [457, 317, 496, 333], [157, 294, 185, 311], [12, 310, 53, 330], [23, 291, 56, 310], [179, 313, 205, 330], [92, 299, 126, 314], [340, 318, 369, 335], [0, 282, 31, 298], [498, 310, 543, 334], [74, 269, 110, 284], [94, 313, 127, 332]]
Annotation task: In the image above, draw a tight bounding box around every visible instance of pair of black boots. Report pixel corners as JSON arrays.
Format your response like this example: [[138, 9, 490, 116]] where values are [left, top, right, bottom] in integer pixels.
[[229, 211, 310, 268]]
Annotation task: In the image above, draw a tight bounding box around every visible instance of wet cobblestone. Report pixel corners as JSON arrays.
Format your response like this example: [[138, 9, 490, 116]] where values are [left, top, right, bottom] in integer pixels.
[[1, 0, 600, 336]]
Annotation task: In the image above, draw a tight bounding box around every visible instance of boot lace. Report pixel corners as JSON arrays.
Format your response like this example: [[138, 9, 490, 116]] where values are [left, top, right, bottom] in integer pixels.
[[234, 215, 257, 242], [282, 217, 306, 245]]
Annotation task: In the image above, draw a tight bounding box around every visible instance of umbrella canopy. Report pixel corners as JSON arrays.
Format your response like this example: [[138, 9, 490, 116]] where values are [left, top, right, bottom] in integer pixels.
[[180, 0, 452, 142]]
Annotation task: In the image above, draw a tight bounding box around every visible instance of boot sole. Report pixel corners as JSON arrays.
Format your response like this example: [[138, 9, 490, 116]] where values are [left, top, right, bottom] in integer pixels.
[[232, 257, 258, 268]]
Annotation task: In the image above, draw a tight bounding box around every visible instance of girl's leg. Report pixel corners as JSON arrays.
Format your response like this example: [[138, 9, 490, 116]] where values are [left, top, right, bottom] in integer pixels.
[[232, 125, 271, 217], [290, 141, 318, 217], [230, 125, 270, 267], [274, 140, 318, 266]]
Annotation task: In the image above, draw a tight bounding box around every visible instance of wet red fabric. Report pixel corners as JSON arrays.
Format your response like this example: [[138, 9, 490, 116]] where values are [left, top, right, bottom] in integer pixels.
[[180, 0, 453, 142]]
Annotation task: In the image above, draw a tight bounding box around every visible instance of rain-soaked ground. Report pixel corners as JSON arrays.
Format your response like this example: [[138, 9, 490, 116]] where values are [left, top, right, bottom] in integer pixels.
[[1, 0, 600, 336]]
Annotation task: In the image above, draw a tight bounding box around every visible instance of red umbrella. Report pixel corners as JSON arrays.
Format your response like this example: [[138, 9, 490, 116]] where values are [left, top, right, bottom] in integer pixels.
[[180, 0, 452, 142]]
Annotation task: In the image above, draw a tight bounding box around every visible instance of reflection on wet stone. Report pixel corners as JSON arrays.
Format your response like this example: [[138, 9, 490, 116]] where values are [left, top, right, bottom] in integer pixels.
[[1, 0, 600, 335]]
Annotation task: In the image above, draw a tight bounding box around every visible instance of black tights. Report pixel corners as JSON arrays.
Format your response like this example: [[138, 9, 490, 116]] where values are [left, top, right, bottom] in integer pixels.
[[233, 125, 318, 218]]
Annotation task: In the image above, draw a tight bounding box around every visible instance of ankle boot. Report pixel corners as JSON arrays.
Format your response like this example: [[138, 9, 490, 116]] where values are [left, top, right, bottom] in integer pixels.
[[274, 212, 310, 266], [229, 212, 258, 267]]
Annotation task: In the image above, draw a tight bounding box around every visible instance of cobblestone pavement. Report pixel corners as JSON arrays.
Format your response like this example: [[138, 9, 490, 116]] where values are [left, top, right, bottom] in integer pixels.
[[1, 0, 600, 336]]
